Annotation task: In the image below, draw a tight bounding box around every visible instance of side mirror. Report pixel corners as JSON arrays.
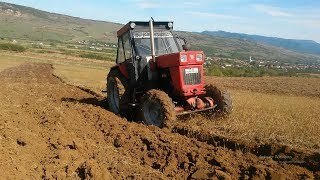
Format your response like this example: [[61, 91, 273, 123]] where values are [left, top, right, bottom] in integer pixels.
[[176, 36, 191, 51], [182, 44, 191, 51]]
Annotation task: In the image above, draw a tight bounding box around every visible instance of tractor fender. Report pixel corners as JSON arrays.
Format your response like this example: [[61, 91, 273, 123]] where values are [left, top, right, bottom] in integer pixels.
[[110, 64, 129, 79]]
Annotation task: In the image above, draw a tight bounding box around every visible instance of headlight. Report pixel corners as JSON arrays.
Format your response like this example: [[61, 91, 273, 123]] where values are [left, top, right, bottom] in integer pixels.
[[180, 54, 187, 62], [196, 54, 203, 61], [130, 22, 136, 29], [167, 22, 173, 29]]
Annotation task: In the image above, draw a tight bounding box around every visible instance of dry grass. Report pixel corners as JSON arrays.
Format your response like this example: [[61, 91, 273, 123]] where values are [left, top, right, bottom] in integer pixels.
[[205, 76, 320, 97], [201, 76, 320, 151], [182, 90, 320, 151], [0, 54, 25, 71], [0, 51, 114, 68], [53, 64, 108, 95]]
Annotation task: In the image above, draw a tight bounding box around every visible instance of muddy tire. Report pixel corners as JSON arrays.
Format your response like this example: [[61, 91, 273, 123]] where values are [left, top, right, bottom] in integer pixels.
[[141, 89, 176, 127], [205, 85, 233, 117], [106, 68, 130, 117]]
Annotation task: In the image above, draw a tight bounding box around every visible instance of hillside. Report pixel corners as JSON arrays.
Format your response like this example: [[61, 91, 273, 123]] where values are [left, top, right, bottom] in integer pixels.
[[202, 30, 320, 56], [0, 2, 320, 64], [176, 31, 320, 64], [0, 2, 122, 43]]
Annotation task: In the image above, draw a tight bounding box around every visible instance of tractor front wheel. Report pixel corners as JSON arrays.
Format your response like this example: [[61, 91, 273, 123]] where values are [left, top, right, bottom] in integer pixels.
[[106, 69, 130, 116], [141, 89, 176, 127]]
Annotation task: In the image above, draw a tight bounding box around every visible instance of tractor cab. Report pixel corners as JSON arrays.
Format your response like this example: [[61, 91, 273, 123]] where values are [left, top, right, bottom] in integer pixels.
[[115, 21, 186, 87], [116, 21, 181, 58]]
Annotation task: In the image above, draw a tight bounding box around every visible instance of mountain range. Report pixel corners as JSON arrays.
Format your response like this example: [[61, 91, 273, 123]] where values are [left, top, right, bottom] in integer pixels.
[[202, 31, 320, 56], [0, 1, 319, 64]]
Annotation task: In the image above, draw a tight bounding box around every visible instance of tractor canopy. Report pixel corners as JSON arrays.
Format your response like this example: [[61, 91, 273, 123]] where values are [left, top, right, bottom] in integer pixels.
[[117, 21, 182, 58]]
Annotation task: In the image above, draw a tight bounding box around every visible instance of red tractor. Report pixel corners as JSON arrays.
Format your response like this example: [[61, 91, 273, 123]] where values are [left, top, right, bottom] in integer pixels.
[[107, 20, 232, 127]]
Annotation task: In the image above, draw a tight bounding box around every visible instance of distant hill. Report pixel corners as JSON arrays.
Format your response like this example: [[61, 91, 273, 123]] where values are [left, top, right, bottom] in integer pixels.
[[176, 31, 320, 64], [0, 2, 320, 64], [0, 2, 122, 43], [202, 31, 320, 56]]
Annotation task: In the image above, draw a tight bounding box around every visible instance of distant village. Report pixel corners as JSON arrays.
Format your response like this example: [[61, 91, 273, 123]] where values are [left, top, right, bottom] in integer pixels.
[[205, 56, 320, 72], [77, 40, 117, 51], [75, 40, 320, 73]]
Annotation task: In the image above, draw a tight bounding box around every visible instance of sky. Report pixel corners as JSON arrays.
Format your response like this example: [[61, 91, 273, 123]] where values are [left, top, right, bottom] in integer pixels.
[[3, 0, 320, 42]]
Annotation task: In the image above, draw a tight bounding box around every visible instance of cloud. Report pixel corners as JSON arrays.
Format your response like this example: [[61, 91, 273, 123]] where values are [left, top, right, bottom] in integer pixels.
[[253, 4, 293, 17], [137, 1, 159, 9], [187, 11, 241, 19]]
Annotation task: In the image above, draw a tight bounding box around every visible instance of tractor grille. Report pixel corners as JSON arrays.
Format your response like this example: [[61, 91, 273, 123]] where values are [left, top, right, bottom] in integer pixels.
[[183, 68, 201, 85]]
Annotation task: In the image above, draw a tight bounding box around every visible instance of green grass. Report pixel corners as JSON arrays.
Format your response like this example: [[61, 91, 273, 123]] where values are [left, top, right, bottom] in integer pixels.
[[0, 42, 26, 52], [79, 52, 112, 61], [205, 64, 314, 77], [57, 48, 116, 61]]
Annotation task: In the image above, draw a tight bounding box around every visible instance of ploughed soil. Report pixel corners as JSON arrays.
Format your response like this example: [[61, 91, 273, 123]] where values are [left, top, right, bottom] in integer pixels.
[[0, 63, 318, 179]]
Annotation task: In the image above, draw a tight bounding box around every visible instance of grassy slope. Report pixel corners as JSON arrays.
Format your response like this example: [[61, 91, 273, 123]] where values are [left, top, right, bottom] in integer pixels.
[[1, 2, 320, 64], [0, 2, 122, 43]]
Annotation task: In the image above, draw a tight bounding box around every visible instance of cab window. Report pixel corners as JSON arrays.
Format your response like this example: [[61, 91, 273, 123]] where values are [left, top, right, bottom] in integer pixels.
[[122, 32, 132, 60], [117, 38, 125, 63]]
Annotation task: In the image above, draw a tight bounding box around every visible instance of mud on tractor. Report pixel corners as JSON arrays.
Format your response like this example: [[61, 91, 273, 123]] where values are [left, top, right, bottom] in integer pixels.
[[106, 20, 232, 127]]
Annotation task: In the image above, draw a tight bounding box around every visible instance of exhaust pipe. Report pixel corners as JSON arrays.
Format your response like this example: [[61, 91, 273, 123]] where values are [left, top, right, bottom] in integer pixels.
[[149, 18, 156, 63], [147, 18, 156, 81]]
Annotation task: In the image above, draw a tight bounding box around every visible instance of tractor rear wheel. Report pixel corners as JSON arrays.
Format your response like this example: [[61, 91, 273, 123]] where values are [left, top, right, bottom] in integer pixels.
[[106, 68, 130, 117], [205, 85, 233, 117], [141, 89, 176, 127]]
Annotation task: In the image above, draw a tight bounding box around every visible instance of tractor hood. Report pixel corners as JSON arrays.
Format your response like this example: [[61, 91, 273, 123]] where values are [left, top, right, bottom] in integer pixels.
[[157, 51, 205, 68]]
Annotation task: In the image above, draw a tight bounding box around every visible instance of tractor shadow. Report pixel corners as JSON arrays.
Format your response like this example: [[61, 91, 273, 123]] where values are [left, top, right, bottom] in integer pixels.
[[61, 97, 219, 123], [61, 97, 141, 122]]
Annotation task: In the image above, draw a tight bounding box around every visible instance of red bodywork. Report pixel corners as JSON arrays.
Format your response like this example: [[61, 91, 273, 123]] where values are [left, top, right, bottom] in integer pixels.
[[119, 63, 129, 78], [115, 50, 215, 112], [156, 51, 215, 112], [157, 51, 206, 98]]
